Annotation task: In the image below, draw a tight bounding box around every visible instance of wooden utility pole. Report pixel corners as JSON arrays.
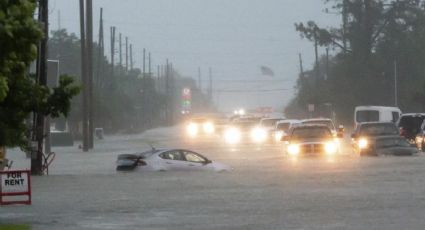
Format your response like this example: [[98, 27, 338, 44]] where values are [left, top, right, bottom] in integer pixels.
[[170, 63, 175, 123], [119, 33, 122, 67], [79, 0, 89, 152], [96, 8, 104, 88], [165, 59, 170, 124], [87, 0, 94, 149], [110, 26, 116, 76], [143, 48, 146, 76], [125, 37, 129, 72], [33, 0, 49, 175], [394, 60, 398, 107], [314, 27, 320, 83], [130, 44, 133, 70], [148, 52, 151, 76], [325, 48, 329, 81], [299, 53, 304, 78], [157, 65, 160, 91]]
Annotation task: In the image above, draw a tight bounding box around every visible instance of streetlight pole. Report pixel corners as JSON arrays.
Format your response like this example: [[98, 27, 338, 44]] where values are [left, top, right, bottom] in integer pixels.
[[394, 60, 398, 107]]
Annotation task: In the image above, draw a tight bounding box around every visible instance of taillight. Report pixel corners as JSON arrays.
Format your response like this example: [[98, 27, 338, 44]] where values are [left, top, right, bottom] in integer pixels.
[[399, 127, 406, 137]]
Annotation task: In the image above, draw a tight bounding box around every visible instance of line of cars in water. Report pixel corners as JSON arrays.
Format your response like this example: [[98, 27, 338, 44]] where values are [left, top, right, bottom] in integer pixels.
[[184, 114, 346, 157], [184, 107, 423, 158], [116, 106, 425, 172]]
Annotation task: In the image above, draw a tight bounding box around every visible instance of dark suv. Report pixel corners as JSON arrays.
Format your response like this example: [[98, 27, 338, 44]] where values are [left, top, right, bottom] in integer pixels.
[[351, 122, 400, 155], [396, 113, 425, 143]]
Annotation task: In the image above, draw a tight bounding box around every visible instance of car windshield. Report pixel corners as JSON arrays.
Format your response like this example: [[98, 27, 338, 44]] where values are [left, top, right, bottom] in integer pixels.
[[356, 110, 379, 122], [277, 123, 291, 132], [375, 138, 411, 148], [291, 127, 332, 139], [359, 123, 399, 136], [234, 121, 257, 128], [191, 118, 207, 123], [399, 116, 425, 132], [261, 119, 281, 128], [302, 120, 335, 130]]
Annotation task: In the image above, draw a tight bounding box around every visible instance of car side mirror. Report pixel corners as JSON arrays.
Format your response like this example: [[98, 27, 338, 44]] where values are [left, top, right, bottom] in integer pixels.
[[204, 159, 212, 165]]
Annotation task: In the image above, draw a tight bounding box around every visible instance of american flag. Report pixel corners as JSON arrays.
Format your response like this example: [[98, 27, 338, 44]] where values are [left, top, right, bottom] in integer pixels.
[[260, 66, 274, 76]]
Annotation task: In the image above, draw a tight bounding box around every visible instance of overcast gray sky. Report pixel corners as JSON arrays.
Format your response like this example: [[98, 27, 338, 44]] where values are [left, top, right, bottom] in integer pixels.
[[49, 0, 339, 112]]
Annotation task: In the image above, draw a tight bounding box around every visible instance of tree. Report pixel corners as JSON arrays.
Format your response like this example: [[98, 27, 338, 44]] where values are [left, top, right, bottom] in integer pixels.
[[290, 0, 425, 123], [0, 0, 80, 150]]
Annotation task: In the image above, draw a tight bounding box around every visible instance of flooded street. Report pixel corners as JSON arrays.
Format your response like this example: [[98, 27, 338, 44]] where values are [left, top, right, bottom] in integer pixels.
[[2, 126, 425, 229]]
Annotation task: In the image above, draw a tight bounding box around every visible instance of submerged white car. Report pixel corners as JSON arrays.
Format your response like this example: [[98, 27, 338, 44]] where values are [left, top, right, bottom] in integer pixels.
[[116, 148, 231, 172]]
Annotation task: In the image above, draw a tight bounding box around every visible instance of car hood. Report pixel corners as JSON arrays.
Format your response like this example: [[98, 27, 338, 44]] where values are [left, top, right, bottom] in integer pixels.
[[210, 161, 233, 172], [292, 138, 328, 144]]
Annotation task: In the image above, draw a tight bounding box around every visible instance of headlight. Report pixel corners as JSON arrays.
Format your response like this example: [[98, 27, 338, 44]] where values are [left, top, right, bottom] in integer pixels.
[[275, 131, 284, 142], [358, 138, 368, 149], [251, 127, 267, 143], [202, 122, 215, 134], [325, 141, 338, 155], [224, 127, 241, 144], [287, 144, 300, 156], [186, 123, 198, 137]]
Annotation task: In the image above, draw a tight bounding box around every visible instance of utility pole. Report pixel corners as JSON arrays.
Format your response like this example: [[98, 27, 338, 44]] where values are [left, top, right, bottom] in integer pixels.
[[314, 27, 320, 83], [110, 26, 115, 76], [87, 0, 94, 149], [119, 33, 122, 68], [129, 44, 133, 70], [394, 60, 398, 107], [96, 7, 104, 88], [325, 48, 329, 81], [298, 53, 304, 78], [170, 62, 175, 123], [165, 59, 170, 124], [148, 52, 151, 77], [157, 65, 160, 91], [125, 36, 128, 72], [79, 0, 89, 152], [143, 48, 146, 76], [33, 0, 49, 175]]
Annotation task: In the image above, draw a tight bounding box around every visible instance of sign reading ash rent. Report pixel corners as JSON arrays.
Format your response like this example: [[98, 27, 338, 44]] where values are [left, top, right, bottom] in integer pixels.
[[0, 170, 31, 205]]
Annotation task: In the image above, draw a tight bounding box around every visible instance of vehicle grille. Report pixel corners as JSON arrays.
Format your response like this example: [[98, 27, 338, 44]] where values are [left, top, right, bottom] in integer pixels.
[[300, 144, 325, 154]]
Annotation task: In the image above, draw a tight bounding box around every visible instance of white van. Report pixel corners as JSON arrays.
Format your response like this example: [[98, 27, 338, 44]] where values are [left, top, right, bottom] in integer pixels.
[[354, 106, 401, 128]]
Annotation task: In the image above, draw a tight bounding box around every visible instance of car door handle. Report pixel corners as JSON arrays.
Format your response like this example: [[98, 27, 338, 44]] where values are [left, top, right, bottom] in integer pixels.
[[189, 164, 195, 166], [166, 162, 173, 164]]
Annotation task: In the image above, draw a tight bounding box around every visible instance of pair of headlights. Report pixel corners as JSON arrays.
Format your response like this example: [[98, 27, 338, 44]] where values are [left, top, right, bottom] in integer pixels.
[[287, 141, 338, 156], [186, 122, 215, 137], [223, 127, 268, 144]]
